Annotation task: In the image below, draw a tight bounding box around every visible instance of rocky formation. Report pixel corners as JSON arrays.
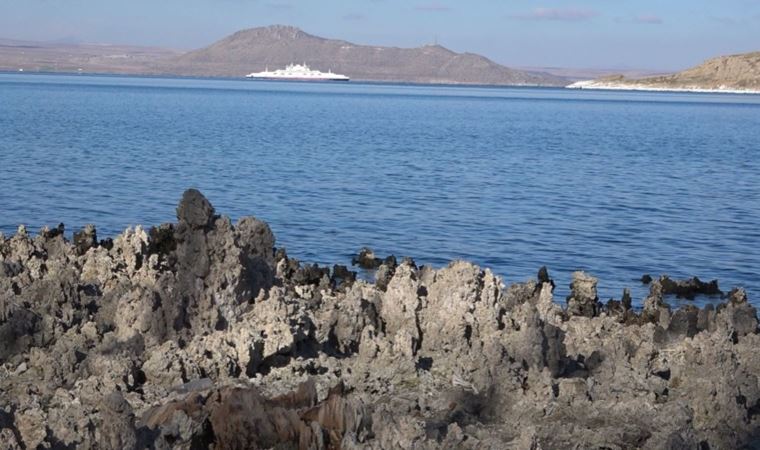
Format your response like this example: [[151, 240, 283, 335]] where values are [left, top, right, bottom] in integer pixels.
[[2, 190, 760, 449]]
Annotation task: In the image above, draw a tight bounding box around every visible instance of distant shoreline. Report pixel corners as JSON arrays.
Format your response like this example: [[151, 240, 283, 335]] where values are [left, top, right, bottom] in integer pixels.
[[567, 80, 760, 95], [6, 71, 760, 96], [0, 70, 567, 90]]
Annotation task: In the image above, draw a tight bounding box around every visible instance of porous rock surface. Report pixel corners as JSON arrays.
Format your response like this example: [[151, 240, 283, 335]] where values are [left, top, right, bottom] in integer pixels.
[[1, 189, 760, 449]]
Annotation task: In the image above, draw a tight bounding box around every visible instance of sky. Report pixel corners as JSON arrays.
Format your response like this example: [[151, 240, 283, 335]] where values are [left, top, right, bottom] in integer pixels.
[[1, 0, 759, 71]]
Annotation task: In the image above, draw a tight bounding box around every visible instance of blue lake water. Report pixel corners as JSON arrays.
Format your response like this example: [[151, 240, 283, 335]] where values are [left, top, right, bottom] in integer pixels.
[[1, 73, 759, 306]]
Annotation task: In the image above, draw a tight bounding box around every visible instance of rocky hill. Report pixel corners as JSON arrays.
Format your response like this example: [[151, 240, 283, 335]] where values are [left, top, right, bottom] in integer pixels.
[[569, 51, 760, 92], [164, 25, 566, 86]]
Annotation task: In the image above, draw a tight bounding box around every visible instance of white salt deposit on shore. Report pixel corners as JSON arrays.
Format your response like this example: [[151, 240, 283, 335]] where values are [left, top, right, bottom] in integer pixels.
[[567, 79, 760, 95]]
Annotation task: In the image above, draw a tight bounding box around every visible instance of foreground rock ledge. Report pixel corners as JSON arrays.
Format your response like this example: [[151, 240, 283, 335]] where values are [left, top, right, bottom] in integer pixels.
[[1, 190, 759, 449]]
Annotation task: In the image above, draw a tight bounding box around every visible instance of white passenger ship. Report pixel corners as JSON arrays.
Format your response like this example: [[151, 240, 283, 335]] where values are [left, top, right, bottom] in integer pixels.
[[246, 64, 349, 82]]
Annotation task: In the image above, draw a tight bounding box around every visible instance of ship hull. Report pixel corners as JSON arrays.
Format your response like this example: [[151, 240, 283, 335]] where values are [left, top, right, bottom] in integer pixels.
[[246, 76, 349, 82]]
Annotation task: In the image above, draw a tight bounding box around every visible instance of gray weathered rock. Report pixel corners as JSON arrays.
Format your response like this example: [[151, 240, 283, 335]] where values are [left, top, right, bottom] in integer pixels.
[[566, 271, 601, 317], [1, 189, 758, 449]]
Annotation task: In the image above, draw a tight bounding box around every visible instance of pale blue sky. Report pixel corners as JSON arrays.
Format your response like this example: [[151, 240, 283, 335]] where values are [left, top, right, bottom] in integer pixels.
[[1, 0, 759, 70]]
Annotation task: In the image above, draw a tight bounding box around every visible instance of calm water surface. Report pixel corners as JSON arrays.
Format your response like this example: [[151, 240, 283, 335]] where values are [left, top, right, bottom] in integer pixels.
[[1, 73, 759, 306]]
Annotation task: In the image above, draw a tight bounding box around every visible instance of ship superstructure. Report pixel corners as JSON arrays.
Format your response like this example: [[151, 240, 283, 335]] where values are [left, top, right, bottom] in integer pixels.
[[246, 64, 349, 81]]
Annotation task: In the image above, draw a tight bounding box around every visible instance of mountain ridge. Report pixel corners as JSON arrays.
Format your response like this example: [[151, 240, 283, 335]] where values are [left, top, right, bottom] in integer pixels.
[[4, 25, 758, 90], [163, 25, 566, 86]]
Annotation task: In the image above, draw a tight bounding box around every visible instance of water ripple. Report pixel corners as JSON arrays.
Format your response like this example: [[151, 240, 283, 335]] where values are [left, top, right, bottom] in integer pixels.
[[1, 73, 759, 306]]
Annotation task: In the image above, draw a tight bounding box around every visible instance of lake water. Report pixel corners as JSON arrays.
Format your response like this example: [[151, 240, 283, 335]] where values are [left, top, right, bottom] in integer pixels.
[[1, 73, 759, 306]]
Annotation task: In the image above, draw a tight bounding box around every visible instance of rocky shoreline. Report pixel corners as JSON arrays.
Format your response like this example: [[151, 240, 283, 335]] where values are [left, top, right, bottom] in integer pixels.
[[1, 190, 759, 449]]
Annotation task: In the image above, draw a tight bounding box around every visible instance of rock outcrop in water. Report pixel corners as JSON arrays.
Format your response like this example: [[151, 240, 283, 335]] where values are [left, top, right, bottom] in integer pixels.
[[1, 190, 760, 449]]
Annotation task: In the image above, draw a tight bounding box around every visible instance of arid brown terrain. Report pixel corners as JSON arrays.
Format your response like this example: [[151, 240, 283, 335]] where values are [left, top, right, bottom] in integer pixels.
[[0, 26, 565, 86], [0, 38, 179, 75], [164, 25, 565, 85], [572, 51, 760, 92]]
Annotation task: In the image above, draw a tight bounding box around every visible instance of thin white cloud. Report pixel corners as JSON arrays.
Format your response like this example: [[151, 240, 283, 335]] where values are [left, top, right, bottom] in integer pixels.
[[415, 3, 451, 12], [615, 14, 664, 25], [632, 14, 663, 24], [711, 17, 739, 25], [510, 8, 598, 22], [342, 13, 366, 21], [265, 2, 293, 10]]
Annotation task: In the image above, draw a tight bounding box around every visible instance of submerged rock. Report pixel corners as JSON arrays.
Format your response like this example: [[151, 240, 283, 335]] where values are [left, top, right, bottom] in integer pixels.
[[0, 189, 759, 449], [351, 247, 385, 269], [659, 275, 722, 299]]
